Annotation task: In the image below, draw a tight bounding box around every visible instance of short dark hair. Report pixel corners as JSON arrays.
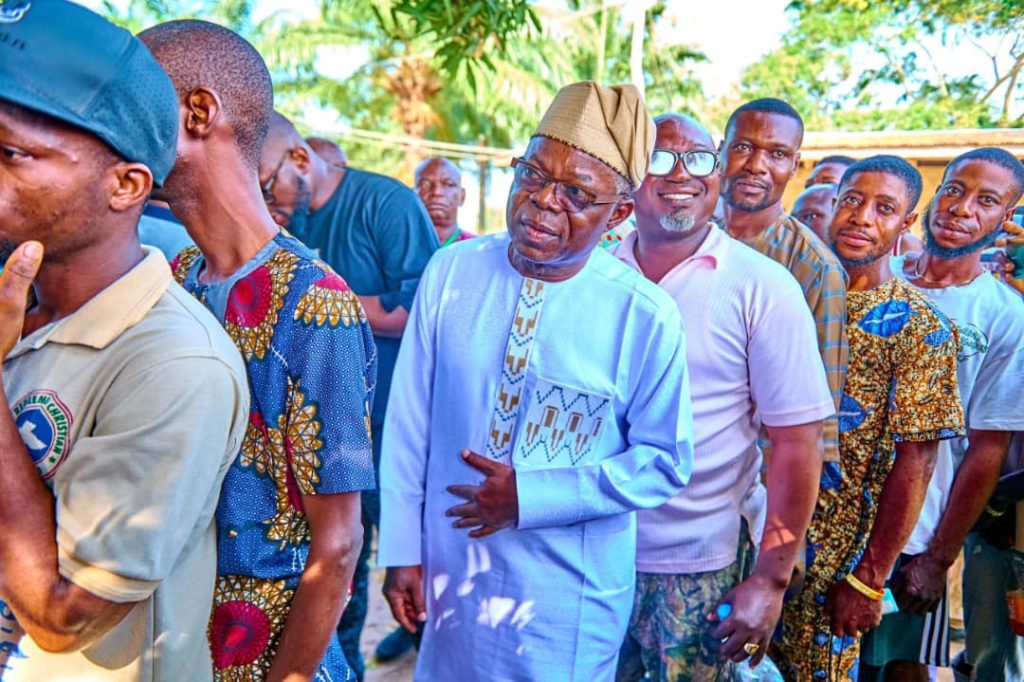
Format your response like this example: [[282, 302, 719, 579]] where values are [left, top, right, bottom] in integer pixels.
[[724, 98, 804, 142], [839, 155, 923, 212], [138, 20, 273, 169], [816, 155, 856, 168], [944, 147, 1024, 205]]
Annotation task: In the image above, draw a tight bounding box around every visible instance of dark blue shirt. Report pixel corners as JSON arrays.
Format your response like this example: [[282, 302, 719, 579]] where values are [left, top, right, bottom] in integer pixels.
[[296, 167, 439, 428]]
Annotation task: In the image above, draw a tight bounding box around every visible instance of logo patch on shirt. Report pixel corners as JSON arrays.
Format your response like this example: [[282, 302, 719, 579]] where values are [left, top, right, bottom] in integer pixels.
[[0, 1, 31, 23], [12, 390, 72, 479]]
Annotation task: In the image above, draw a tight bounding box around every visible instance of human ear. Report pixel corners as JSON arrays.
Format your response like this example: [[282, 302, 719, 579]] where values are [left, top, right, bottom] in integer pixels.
[[290, 145, 312, 174], [109, 163, 154, 213], [183, 87, 222, 140], [901, 211, 919, 233], [606, 199, 634, 229]]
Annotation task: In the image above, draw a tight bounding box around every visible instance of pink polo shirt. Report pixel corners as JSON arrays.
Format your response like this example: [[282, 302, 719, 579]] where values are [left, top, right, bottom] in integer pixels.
[[614, 227, 834, 573]]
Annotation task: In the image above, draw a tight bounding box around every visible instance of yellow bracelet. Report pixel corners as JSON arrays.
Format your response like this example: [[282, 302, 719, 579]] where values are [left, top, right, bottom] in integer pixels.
[[845, 572, 885, 601]]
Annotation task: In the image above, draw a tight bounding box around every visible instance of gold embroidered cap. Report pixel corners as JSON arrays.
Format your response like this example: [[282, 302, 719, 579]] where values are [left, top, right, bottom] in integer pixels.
[[533, 81, 655, 190]]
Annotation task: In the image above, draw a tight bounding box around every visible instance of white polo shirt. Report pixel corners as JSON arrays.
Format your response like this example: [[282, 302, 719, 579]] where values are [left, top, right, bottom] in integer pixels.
[[0, 248, 248, 681], [614, 227, 834, 573]]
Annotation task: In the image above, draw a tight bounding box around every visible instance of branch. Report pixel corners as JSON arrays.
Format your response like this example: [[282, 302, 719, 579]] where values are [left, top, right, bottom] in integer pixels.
[[914, 39, 947, 98], [964, 32, 1000, 82], [882, 49, 914, 100], [983, 50, 1024, 108], [1000, 54, 1024, 125]]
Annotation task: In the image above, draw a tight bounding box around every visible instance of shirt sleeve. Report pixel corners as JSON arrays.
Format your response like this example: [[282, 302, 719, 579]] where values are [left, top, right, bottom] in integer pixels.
[[516, 305, 694, 530], [374, 187, 441, 313], [889, 307, 966, 443], [285, 267, 378, 496], [749, 276, 836, 428], [806, 260, 849, 462], [965, 317, 1024, 432], [55, 355, 248, 603], [376, 260, 439, 567]]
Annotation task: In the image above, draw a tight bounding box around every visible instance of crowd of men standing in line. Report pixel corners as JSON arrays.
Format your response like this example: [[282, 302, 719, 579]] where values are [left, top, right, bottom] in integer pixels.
[[1, 2, 1023, 682]]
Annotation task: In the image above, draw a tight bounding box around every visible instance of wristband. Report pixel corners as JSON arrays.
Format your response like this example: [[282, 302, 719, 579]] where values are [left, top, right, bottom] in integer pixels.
[[984, 504, 1006, 518], [845, 572, 885, 601]]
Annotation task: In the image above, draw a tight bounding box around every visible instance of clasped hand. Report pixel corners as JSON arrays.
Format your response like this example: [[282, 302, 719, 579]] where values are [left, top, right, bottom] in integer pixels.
[[445, 449, 518, 538]]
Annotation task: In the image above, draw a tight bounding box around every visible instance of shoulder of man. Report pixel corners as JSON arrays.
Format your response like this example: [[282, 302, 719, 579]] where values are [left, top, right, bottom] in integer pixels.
[[778, 213, 845, 270], [341, 166, 419, 202], [888, 277, 959, 347], [118, 280, 249, 388], [727, 232, 807, 290], [272, 233, 368, 310], [169, 245, 202, 286], [588, 248, 684, 325], [977, 273, 1024, 324]]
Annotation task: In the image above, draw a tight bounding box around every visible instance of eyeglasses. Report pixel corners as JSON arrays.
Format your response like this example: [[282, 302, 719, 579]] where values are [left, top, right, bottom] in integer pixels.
[[261, 149, 290, 205], [648, 149, 719, 178], [510, 157, 629, 213]]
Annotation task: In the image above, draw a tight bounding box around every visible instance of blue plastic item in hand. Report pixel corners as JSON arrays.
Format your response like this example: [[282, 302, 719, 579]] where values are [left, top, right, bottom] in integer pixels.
[[717, 602, 732, 620]]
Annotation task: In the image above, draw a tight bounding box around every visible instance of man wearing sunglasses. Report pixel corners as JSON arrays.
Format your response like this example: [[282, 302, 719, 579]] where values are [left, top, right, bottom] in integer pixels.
[[613, 114, 832, 681], [378, 82, 694, 681]]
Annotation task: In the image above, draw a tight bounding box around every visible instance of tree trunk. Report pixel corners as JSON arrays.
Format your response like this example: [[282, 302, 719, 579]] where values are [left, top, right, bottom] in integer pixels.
[[382, 49, 442, 183], [629, 7, 645, 97]]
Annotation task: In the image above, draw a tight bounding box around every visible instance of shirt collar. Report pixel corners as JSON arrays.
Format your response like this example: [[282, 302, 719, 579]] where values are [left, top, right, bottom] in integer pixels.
[[614, 224, 723, 275], [11, 247, 171, 356]]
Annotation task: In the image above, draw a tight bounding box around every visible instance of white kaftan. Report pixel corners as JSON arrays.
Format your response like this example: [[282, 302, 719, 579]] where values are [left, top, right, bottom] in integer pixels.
[[379, 235, 694, 682]]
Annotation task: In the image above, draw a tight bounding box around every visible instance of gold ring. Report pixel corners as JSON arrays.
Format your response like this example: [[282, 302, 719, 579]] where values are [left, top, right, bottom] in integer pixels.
[[743, 642, 760, 656]]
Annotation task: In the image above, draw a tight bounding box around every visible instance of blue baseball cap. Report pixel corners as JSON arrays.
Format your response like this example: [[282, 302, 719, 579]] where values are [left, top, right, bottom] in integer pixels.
[[0, 0, 179, 184]]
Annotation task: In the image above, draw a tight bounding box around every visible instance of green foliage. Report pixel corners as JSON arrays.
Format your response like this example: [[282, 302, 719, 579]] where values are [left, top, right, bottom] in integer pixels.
[[386, 0, 541, 77], [266, 0, 706, 174], [563, 2, 705, 117], [735, 0, 1024, 130], [102, 0, 257, 35], [100, 0, 707, 174]]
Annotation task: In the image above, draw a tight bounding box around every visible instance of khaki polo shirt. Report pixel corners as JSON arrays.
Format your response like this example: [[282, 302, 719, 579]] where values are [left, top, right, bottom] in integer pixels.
[[0, 248, 248, 681]]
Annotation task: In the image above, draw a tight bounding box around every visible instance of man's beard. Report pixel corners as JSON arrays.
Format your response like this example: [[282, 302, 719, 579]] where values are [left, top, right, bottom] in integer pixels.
[[723, 180, 775, 213], [923, 209, 1000, 260], [834, 248, 886, 269], [660, 209, 698, 234], [831, 231, 893, 269], [286, 176, 314, 235]]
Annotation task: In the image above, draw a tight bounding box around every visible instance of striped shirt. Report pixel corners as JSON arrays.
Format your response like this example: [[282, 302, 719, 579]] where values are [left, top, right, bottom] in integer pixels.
[[736, 213, 848, 462]]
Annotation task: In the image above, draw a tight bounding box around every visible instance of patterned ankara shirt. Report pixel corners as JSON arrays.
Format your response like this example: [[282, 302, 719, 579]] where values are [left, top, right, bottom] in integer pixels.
[[172, 232, 377, 682], [736, 214, 849, 464], [772, 277, 964, 682]]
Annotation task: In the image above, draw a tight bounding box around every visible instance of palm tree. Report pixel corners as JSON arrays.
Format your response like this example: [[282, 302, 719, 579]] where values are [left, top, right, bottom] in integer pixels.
[[266, 1, 580, 180]]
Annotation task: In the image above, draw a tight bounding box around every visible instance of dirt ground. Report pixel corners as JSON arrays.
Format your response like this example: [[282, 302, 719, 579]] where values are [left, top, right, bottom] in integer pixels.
[[363, 566, 415, 682], [358, 563, 961, 682]]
